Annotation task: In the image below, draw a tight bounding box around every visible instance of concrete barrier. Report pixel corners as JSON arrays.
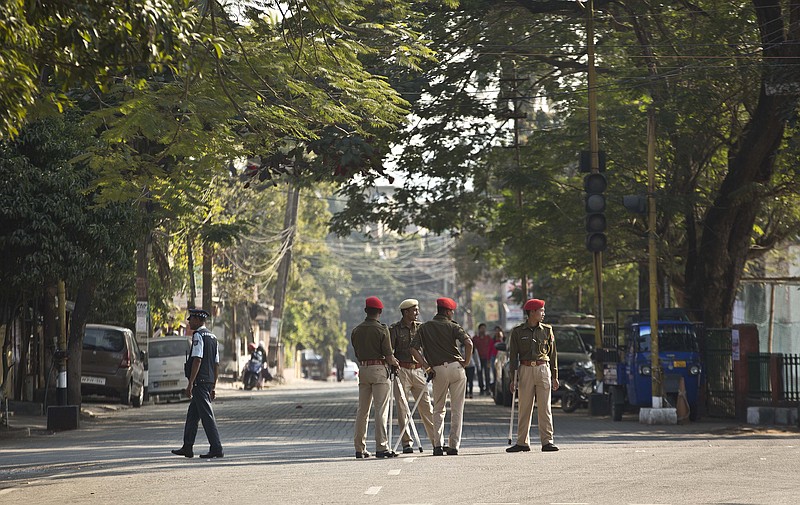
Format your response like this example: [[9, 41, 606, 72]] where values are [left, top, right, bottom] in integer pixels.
[[639, 407, 677, 425]]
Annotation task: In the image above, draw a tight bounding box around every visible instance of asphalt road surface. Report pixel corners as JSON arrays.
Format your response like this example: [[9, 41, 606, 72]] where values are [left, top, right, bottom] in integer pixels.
[[1, 379, 798, 504]]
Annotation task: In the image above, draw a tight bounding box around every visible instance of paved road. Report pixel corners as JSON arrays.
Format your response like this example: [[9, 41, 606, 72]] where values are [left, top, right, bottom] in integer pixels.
[[1, 379, 799, 504]]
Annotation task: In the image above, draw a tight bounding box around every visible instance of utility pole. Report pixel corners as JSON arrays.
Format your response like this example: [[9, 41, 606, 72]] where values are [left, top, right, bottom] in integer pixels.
[[272, 185, 300, 379], [647, 108, 662, 408], [500, 64, 529, 305], [56, 280, 67, 406]]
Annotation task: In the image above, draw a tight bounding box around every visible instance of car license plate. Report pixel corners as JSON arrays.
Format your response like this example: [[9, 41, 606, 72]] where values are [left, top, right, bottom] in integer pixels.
[[673, 360, 686, 368], [81, 376, 106, 385], [158, 380, 178, 387]]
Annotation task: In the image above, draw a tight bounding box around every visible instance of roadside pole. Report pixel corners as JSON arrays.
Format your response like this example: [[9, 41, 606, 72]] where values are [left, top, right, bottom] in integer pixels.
[[647, 108, 662, 409]]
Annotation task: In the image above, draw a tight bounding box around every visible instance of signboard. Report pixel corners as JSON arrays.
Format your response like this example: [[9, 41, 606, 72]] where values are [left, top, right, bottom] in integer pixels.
[[484, 301, 499, 322], [270, 318, 282, 345], [136, 301, 148, 335], [732, 329, 740, 361]]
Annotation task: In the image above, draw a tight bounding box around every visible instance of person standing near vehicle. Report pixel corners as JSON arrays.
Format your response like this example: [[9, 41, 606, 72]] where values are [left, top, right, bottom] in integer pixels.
[[410, 297, 472, 456], [171, 308, 224, 459], [472, 323, 492, 395], [506, 298, 560, 453], [333, 348, 347, 382], [389, 298, 437, 453], [351, 296, 400, 459]]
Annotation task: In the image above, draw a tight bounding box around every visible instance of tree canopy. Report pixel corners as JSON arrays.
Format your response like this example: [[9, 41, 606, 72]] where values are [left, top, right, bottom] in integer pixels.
[[331, 0, 800, 327]]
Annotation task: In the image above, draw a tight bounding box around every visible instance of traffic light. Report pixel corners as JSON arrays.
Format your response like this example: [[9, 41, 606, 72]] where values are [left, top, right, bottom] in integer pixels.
[[584, 172, 607, 252], [623, 194, 647, 214]]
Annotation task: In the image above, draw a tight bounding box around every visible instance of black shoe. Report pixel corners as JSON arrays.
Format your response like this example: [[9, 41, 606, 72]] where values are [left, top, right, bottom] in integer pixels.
[[505, 444, 531, 453], [355, 451, 371, 459], [171, 447, 193, 458], [375, 450, 398, 458], [445, 447, 459, 455], [541, 443, 559, 452], [432, 446, 444, 456], [402, 445, 414, 454], [199, 451, 224, 458]]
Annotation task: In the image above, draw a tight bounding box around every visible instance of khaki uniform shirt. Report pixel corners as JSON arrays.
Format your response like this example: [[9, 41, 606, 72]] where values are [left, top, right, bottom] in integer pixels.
[[411, 314, 470, 366], [389, 320, 419, 363], [351, 318, 393, 362], [508, 322, 558, 379]]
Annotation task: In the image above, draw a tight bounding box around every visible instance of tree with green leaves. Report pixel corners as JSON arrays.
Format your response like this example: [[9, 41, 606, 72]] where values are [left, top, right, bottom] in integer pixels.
[[332, 0, 800, 328]]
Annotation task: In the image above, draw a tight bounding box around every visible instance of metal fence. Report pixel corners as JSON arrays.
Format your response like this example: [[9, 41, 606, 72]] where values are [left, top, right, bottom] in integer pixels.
[[703, 328, 735, 418], [747, 352, 800, 404]]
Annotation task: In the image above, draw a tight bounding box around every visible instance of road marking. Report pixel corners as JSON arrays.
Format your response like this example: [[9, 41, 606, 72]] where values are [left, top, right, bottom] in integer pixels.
[[475, 503, 520, 505], [0, 489, 17, 496], [365, 486, 382, 495], [551, 503, 589, 505], [388, 469, 401, 475], [403, 457, 417, 463]]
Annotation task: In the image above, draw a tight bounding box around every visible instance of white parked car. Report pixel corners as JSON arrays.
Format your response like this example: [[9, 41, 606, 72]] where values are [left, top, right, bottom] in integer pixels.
[[147, 336, 191, 398], [330, 359, 359, 381], [343, 359, 359, 381]]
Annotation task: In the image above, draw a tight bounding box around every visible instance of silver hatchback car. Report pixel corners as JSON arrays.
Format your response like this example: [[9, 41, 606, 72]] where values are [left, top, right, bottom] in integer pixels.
[[147, 336, 191, 399]]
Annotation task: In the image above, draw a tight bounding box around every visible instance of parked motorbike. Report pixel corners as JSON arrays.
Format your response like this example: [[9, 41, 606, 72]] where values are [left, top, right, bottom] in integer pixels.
[[243, 357, 263, 390], [560, 363, 595, 413]]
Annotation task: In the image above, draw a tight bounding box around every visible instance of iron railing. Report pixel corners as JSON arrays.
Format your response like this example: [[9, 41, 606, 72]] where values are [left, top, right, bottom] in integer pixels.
[[747, 352, 800, 404]]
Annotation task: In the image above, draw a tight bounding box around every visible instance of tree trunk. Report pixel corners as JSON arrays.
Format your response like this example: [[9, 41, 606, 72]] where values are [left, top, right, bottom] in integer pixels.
[[202, 241, 213, 313], [688, 1, 799, 327], [67, 278, 97, 406], [187, 235, 196, 309]]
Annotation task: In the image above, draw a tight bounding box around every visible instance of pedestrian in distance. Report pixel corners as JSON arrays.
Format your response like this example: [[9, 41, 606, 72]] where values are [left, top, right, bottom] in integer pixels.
[[333, 348, 347, 382], [506, 298, 560, 453], [389, 298, 437, 453], [461, 340, 480, 399], [472, 323, 492, 395], [171, 308, 224, 459], [410, 297, 473, 456], [351, 296, 400, 459]]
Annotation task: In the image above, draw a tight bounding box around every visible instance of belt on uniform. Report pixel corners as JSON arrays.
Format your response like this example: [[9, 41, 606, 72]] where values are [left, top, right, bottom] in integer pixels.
[[398, 361, 422, 369], [359, 359, 386, 366], [520, 359, 548, 366], [430, 360, 457, 367]]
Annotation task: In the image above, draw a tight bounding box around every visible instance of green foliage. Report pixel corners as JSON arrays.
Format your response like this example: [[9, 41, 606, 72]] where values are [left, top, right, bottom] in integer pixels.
[[330, 0, 800, 325], [0, 115, 142, 314], [0, 0, 199, 140]]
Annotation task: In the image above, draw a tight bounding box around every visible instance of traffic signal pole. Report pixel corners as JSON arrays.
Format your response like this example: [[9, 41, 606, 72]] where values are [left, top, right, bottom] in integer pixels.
[[586, 0, 604, 368]]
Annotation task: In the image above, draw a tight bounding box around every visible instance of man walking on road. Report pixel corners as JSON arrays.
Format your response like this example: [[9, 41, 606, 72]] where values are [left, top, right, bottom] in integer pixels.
[[389, 298, 437, 453], [351, 296, 400, 459], [171, 308, 224, 459], [472, 323, 492, 395], [506, 298, 560, 453], [410, 297, 472, 456]]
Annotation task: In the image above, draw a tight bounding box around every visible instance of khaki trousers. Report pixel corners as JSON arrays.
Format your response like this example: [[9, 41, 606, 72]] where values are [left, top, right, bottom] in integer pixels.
[[393, 367, 436, 447], [354, 364, 391, 453], [516, 364, 554, 447], [431, 361, 467, 449]]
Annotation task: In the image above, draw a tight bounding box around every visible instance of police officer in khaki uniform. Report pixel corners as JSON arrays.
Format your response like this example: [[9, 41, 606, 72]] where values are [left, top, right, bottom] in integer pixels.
[[351, 296, 400, 459], [389, 298, 437, 453], [410, 297, 472, 456], [506, 298, 560, 453]]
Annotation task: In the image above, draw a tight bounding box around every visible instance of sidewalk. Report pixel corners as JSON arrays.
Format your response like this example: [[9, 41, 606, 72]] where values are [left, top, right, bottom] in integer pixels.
[[0, 368, 307, 439]]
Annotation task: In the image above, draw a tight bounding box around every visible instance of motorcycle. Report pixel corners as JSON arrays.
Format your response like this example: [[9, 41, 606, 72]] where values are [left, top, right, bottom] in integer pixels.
[[243, 357, 263, 390], [560, 363, 595, 413]]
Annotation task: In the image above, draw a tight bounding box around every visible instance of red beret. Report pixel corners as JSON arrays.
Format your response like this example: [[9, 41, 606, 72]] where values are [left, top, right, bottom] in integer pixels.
[[524, 299, 545, 311], [365, 296, 383, 309], [436, 297, 457, 310]]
